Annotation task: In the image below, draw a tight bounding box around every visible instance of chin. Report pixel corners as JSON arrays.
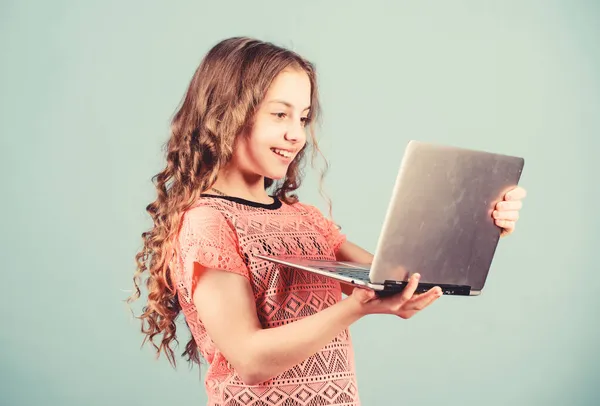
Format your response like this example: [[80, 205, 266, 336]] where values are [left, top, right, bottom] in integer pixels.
[[265, 171, 287, 181], [259, 165, 290, 182]]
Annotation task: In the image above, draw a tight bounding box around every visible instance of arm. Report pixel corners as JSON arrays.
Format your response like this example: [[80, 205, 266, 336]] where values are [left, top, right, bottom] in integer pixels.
[[336, 240, 374, 264], [335, 240, 374, 296], [194, 264, 441, 386], [193, 264, 365, 385]]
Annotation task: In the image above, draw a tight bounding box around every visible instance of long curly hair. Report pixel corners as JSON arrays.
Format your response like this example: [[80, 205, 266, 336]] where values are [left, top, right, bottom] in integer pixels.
[[128, 37, 327, 367]]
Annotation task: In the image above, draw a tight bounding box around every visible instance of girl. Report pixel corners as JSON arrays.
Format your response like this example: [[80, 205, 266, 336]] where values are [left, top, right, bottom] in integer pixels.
[[130, 37, 526, 405]]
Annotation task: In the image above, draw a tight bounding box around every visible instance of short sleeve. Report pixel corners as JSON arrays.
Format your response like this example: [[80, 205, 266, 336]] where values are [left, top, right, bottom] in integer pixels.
[[300, 203, 347, 254], [174, 205, 249, 304]]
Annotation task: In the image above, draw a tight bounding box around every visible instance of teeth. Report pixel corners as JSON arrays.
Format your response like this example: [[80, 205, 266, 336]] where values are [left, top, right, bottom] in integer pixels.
[[272, 148, 292, 158]]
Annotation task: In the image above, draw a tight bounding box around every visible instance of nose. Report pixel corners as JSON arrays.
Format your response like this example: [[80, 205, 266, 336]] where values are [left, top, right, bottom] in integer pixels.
[[284, 121, 306, 144]]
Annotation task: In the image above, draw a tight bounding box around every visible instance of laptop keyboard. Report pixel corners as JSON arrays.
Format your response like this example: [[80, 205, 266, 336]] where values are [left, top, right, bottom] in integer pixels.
[[317, 267, 371, 281]]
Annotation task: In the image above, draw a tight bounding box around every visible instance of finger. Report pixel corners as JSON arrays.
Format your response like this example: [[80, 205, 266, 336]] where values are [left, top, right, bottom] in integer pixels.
[[352, 287, 377, 304], [493, 210, 520, 221], [393, 273, 421, 304], [396, 287, 443, 319], [505, 187, 527, 201], [496, 220, 516, 230], [495, 200, 523, 211], [405, 287, 442, 312]]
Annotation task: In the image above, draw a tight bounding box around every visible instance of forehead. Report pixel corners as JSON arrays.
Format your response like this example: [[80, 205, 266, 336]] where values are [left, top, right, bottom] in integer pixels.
[[264, 69, 311, 108]]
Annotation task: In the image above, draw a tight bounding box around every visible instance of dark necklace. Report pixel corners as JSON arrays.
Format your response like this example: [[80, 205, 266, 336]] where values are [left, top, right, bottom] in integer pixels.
[[210, 187, 227, 196], [210, 187, 276, 206]]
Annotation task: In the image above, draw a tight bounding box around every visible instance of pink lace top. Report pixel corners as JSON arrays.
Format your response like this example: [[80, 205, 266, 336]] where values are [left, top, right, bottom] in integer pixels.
[[173, 194, 360, 405]]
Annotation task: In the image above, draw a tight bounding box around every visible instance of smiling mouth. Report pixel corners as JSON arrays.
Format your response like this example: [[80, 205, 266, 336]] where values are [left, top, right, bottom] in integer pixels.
[[271, 148, 294, 159]]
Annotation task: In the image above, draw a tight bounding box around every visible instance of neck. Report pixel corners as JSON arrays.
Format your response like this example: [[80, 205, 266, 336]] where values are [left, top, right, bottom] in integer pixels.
[[210, 166, 272, 204]]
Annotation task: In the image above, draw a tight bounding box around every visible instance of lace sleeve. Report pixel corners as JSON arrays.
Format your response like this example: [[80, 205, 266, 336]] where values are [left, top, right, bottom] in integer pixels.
[[300, 203, 347, 254], [174, 205, 249, 304]]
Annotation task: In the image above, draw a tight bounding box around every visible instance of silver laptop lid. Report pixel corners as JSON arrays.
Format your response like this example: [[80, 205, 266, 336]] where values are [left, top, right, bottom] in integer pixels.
[[369, 141, 524, 291]]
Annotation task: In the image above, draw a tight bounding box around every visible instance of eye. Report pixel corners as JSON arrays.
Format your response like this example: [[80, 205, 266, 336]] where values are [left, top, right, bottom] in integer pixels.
[[273, 112, 287, 119], [301, 117, 310, 127]]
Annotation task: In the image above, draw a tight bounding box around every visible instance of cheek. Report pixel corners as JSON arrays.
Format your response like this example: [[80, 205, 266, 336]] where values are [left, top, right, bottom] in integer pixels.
[[233, 137, 258, 162], [301, 132, 309, 147], [249, 123, 282, 149], [299, 131, 309, 149], [241, 133, 271, 165]]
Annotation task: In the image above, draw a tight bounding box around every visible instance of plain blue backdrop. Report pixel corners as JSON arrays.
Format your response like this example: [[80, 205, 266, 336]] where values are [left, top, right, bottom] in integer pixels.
[[1, 1, 598, 405]]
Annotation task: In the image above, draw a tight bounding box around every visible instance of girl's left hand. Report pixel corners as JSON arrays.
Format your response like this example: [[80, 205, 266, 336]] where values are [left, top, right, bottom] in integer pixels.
[[493, 186, 527, 237]]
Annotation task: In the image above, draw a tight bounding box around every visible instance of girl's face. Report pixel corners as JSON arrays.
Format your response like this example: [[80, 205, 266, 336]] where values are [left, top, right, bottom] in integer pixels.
[[231, 68, 311, 181]]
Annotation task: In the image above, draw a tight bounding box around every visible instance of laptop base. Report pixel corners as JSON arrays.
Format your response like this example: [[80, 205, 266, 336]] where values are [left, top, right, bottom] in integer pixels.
[[255, 255, 473, 296], [309, 265, 473, 296]]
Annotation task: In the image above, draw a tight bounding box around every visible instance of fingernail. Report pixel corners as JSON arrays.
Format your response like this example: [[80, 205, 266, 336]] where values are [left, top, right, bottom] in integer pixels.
[[414, 273, 421, 280]]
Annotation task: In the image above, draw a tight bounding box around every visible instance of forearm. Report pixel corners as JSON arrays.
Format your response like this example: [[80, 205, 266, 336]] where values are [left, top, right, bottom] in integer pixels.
[[243, 296, 364, 384], [336, 240, 374, 264]]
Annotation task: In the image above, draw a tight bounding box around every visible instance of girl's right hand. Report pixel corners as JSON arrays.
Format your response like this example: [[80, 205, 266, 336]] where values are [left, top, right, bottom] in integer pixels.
[[350, 273, 443, 319]]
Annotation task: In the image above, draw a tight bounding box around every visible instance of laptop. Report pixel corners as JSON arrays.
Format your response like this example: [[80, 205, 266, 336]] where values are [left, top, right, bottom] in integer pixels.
[[256, 140, 525, 297]]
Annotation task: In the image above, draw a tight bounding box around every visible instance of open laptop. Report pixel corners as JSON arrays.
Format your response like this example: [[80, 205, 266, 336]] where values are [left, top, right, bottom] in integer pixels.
[[256, 140, 525, 296]]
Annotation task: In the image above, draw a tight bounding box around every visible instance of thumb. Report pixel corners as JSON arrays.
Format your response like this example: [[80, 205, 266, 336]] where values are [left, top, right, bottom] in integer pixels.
[[352, 287, 377, 304]]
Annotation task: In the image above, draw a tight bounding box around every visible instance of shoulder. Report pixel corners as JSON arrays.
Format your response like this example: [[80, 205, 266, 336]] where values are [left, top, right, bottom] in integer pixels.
[[183, 197, 234, 220], [179, 198, 237, 237], [286, 200, 333, 228], [287, 200, 320, 216], [176, 199, 244, 257]]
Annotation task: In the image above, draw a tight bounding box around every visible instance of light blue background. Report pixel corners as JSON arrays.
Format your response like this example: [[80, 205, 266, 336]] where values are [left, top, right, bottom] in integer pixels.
[[2, 1, 598, 405]]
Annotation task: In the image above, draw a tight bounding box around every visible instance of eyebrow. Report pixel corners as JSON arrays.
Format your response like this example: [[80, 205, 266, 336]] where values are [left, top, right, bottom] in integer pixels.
[[268, 100, 311, 111]]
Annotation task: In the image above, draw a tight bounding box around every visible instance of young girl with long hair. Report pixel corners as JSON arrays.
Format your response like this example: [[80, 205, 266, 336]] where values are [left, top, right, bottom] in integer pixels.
[[129, 37, 526, 405]]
